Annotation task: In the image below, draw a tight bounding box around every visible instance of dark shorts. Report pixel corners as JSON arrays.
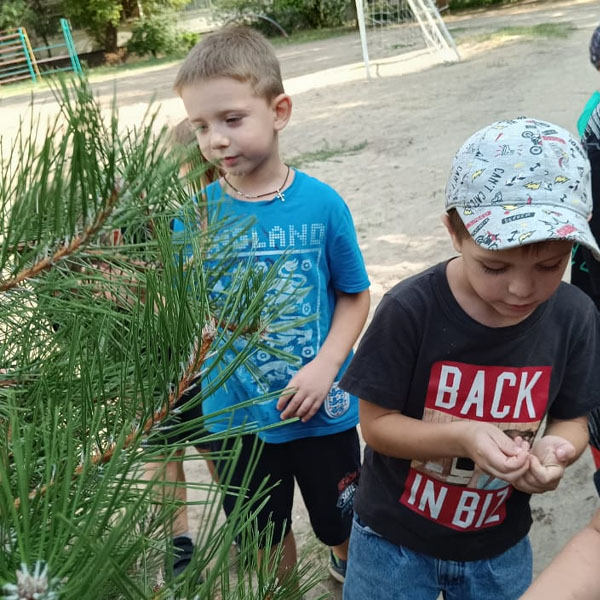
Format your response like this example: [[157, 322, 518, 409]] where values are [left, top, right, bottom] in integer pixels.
[[209, 427, 361, 548], [153, 379, 210, 450], [590, 408, 600, 454]]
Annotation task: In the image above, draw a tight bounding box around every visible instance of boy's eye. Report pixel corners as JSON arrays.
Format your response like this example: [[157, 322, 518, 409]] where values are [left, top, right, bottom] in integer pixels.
[[226, 116, 242, 125], [482, 264, 507, 275], [537, 262, 561, 272], [194, 124, 207, 134]]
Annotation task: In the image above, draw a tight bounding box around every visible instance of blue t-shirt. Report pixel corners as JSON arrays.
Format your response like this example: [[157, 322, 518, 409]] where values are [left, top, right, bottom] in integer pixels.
[[173, 169, 370, 442]]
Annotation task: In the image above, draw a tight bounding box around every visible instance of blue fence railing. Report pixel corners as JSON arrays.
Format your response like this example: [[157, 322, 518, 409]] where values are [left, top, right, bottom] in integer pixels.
[[0, 18, 82, 86]]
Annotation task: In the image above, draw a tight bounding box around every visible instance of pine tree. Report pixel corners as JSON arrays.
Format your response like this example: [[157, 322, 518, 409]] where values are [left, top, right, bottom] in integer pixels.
[[0, 78, 320, 599]]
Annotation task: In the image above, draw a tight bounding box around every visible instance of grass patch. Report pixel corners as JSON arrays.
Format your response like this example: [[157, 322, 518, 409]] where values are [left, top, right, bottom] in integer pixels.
[[269, 25, 356, 47], [449, 0, 516, 11], [287, 140, 367, 169], [85, 55, 183, 79], [469, 22, 575, 44], [0, 55, 185, 100]]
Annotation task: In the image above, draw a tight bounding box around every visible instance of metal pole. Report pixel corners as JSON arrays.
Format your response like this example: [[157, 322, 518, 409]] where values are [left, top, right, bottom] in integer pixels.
[[21, 27, 41, 78], [17, 27, 37, 82], [355, 0, 372, 81], [61, 18, 83, 75]]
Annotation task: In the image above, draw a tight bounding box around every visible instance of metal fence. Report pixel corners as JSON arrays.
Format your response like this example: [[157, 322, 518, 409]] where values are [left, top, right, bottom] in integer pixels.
[[0, 18, 82, 86]]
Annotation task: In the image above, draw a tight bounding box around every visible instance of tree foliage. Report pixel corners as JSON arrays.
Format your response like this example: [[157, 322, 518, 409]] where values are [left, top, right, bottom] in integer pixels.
[[126, 15, 181, 57], [214, 0, 351, 34], [60, 0, 193, 54], [0, 0, 33, 30], [0, 77, 319, 599], [0, 0, 60, 57]]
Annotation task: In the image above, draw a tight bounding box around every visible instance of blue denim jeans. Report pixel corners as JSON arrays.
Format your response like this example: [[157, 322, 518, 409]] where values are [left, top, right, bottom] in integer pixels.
[[343, 515, 532, 600]]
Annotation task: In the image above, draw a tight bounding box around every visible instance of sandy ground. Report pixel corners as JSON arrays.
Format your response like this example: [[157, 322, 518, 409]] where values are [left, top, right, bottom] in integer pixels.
[[2, 0, 600, 596]]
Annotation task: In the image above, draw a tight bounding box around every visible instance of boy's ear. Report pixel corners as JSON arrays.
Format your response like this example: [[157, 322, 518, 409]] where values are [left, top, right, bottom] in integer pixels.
[[442, 213, 463, 254], [271, 93, 292, 131]]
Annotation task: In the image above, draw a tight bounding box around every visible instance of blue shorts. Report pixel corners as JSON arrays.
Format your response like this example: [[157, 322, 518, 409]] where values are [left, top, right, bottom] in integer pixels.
[[344, 514, 532, 600]]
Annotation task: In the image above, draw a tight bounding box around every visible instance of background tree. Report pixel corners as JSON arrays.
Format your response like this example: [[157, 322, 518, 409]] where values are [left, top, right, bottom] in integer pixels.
[[213, 0, 351, 35], [27, 0, 62, 57], [61, 0, 122, 54], [0, 0, 61, 58], [0, 0, 33, 30], [0, 78, 319, 599], [61, 0, 193, 56]]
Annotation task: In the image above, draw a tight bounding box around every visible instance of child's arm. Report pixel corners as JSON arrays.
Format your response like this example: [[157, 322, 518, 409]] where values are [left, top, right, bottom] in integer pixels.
[[512, 415, 588, 494], [360, 399, 531, 482], [277, 289, 370, 422], [520, 508, 600, 600]]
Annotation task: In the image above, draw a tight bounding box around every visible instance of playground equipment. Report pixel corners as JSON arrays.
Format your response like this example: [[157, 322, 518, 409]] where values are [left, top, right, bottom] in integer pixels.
[[0, 18, 82, 86], [355, 0, 460, 80]]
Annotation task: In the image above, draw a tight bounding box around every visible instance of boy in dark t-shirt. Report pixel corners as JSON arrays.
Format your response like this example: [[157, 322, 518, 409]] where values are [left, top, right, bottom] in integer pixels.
[[340, 117, 600, 600]]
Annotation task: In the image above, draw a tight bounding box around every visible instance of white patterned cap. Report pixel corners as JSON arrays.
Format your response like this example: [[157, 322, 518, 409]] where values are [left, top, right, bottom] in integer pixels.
[[445, 117, 600, 258]]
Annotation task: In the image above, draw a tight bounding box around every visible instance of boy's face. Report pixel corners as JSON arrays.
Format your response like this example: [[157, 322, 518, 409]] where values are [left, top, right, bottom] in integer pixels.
[[180, 77, 289, 179], [450, 233, 572, 327]]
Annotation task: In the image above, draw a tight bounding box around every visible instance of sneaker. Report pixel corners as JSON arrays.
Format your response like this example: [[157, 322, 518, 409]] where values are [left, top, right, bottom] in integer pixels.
[[168, 535, 203, 581], [328, 550, 347, 583]]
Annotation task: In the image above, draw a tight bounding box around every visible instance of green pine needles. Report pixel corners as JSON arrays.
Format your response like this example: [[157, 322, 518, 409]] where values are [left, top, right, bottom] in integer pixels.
[[0, 78, 320, 599]]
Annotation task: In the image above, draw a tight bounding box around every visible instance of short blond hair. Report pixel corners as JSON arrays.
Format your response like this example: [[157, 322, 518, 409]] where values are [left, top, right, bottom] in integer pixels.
[[173, 25, 284, 100]]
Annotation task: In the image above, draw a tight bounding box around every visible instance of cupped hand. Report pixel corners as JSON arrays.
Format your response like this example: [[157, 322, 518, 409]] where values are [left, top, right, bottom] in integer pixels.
[[512, 435, 575, 494], [276, 358, 339, 422], [463, 422, 531, 482]]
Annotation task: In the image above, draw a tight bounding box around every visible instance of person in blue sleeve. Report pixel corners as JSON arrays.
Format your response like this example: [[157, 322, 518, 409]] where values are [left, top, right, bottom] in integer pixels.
[[571, 24, 600, 495]]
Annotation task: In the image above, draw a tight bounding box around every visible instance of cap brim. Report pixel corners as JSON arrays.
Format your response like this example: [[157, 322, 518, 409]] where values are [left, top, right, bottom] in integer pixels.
[[456, 203, 600, 259]]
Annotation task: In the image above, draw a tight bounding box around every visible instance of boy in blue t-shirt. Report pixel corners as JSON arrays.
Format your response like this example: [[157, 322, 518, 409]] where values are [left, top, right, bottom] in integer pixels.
[[172, 26, 370, 583], [340, 117, 600, 600]]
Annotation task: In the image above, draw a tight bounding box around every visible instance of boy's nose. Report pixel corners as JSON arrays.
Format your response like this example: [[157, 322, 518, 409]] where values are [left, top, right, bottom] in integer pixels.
[[210, 130, 229, 149], [507, 275, 534, 299]]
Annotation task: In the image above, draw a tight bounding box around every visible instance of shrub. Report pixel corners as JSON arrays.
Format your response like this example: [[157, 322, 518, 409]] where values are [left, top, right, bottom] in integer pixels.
[[178, 30, 201, 51], [449, 0, 507, 10], [215, 0, 351, 35], [127, 14, 180, 57]]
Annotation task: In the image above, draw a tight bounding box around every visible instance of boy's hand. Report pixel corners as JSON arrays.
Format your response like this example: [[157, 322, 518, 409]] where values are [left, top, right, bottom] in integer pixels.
[[276, 357, 339, 422], [512, 435, 575, 494], [463, 422, 531, 482]]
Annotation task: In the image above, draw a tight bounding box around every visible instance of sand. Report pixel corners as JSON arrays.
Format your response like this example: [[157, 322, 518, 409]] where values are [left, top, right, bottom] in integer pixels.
[[2, 1, 600, 596]]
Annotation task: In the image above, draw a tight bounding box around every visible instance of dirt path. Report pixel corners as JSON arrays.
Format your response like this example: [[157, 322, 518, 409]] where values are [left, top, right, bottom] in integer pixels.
[[2, 1, 600, 597]]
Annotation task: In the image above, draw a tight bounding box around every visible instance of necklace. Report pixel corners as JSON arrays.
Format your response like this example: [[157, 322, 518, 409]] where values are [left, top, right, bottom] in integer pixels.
[[223, 165, 291, 202]]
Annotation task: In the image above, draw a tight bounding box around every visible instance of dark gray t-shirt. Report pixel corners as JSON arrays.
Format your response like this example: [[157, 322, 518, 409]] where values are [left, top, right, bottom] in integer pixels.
[[340, 260, 600, 561]]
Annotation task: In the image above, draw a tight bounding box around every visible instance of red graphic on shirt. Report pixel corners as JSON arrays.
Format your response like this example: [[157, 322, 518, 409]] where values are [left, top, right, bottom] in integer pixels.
[[399, 361, 551, 532]]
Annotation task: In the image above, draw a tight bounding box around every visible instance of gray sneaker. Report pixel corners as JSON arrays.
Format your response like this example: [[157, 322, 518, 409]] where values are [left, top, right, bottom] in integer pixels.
[[168, 535, 204, 582], [328, 551, 347, 583]]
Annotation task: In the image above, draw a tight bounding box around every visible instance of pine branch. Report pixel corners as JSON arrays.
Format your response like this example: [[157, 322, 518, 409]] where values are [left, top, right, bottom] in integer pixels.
[[10, 295, 273, 510], [1, 77, 321, 599], [0, 187, 120, 293], [12, 322, 215, 510]]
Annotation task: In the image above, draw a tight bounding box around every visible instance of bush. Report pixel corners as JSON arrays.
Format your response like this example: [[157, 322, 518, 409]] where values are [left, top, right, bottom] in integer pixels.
[[215, 0, 351, 35], [0, 0, 32, 29], [178, 30, 201, 51], [272, 0, 348, 31], [127, 14, 180, 57], [448, 0, 507, 9]]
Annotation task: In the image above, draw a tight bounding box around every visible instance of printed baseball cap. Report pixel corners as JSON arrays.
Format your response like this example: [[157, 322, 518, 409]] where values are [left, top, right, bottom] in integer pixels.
[[445, 117, 600, 258], [591, 24, 600, 70]]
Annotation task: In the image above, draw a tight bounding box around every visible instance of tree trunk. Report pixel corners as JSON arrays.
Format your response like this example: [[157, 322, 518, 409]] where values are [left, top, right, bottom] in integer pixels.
[[122, 0, 142, 20], [103, 21, 119, 54]]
